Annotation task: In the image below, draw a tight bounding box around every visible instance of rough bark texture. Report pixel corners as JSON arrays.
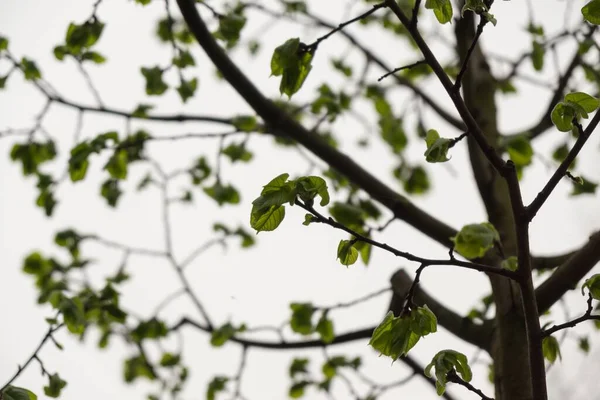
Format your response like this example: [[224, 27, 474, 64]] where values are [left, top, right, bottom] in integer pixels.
[[454, 12, 533, 400]]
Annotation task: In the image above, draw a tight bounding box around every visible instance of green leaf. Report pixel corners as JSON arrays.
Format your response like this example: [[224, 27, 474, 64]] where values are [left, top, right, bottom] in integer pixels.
[[232, 115, 258, 132], [564, 92, 600, 115], [571, 175, 598, 196], [505, 135, 533, 167], [189, 156, 211, 185], [379, 115, 407, 153], [58, 296, 86, 334], [21, 58, 41, 80], [270, 38, 313, 98], [132, 104, 154, 118], [214, 13, 247, 48], [289, 381, 310, 398], [532, 41, 544, 71], [290, 303, 314, 335], [65, 20, 104, 53], [104, 149, 129, 180], [172, 50, 195, 68], [210, 322, 242, 347], [81, 51, 106, 64], [10, 140, 57, 176], [582, 274, 600, 300], [403, 166, 430, 194], [177, 77, 198, 103], [424, 129, 450, 163], [461, 0, 487, 15], [135, 0, 152, 4], [0, 36, 8, 51], [425, 0, 453, 24], [204, 182, 240, 205], [250, 204, 285, 232], [582, 0, 600, 24], [542, 336, 561, 363], [36, 187, 57, 216], [329, 202, 364, 227], [124, 355, 156, 382], [207, 377, 228, 400], [159, 352, 181, 367], [222, 142, 253, 163], [452, 222, 500, 260], [289, 358, 309, 378], [131, 318, 168, 342], [296, 176, 330, 206], [579, 336, 590, 353], [2, 386, 38, 400], [101, 178, 122, 207], [337, 240, 359, 266], [141, 66, 168, 95], [425, 350, 472, 395], [501, 256, 518, 271], [369, 308, 437, 361], [551, 102, 576, 132], [43, 374, 67, 398], [316, 312, 335, 343]]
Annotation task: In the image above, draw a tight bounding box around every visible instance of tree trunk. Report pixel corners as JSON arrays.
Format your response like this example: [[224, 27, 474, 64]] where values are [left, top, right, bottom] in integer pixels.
[[455, 10, 534, 400]]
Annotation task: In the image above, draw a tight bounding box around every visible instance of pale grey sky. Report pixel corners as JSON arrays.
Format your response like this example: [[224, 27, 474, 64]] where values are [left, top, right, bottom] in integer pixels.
[[1, 1, 599, 399]]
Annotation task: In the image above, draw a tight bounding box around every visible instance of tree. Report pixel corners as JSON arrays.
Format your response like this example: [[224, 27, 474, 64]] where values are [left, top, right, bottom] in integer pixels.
[[1, 0, 600, 399]]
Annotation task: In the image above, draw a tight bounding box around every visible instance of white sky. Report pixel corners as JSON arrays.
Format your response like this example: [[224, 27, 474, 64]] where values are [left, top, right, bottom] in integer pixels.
[[1, 0, 600, 399]]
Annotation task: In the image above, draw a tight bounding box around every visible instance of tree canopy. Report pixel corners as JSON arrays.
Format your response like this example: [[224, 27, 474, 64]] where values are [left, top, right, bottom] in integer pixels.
[[1, 1, 600, 400]]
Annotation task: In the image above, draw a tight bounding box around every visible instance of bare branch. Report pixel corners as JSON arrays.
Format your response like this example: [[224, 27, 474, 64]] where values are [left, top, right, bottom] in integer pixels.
[[526, 113, 600, 221], [541, 293, 600, 337]]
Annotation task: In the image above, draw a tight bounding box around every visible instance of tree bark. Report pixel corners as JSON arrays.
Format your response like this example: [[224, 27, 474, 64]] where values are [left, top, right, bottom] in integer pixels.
[[454, 11, 534, 400]]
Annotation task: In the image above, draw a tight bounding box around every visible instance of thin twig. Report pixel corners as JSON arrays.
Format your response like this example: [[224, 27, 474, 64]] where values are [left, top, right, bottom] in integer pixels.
[[541, 294, 600, 337], [378, 60, 427, 81], [447, 370, 494, 400], [0, 324, 63, 392]]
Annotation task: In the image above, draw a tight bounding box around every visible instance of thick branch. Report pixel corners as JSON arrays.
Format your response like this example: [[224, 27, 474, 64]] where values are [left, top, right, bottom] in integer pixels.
[[176, 0, 459, 248], [532, 251, 576, 271], [536, 231, 600, 313], [390, 270, 491, 351]]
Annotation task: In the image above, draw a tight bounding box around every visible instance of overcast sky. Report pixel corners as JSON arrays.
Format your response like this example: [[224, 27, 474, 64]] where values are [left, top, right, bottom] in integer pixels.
[[1, 0, 599, 399]]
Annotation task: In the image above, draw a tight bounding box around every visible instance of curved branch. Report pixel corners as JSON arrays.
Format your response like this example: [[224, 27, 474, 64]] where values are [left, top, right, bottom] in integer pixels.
[[390, 269, 491, 351], [173, 316, 373, 349], [536, 231, 600, 313], [173, 316, 458, 400], [176, 0, 458, 248], [532, 251, 576, 271]]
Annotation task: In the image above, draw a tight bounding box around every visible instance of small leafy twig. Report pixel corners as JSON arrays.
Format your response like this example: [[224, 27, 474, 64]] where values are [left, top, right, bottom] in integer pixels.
[[306, 2, 387, 51], [298, 200, 518, 279], [378, 60, 427, 81], [541, 294, 600, 337], [0, 324, 63, 392], [446, 370, 494, 400], [526, 113, 600, 221]]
